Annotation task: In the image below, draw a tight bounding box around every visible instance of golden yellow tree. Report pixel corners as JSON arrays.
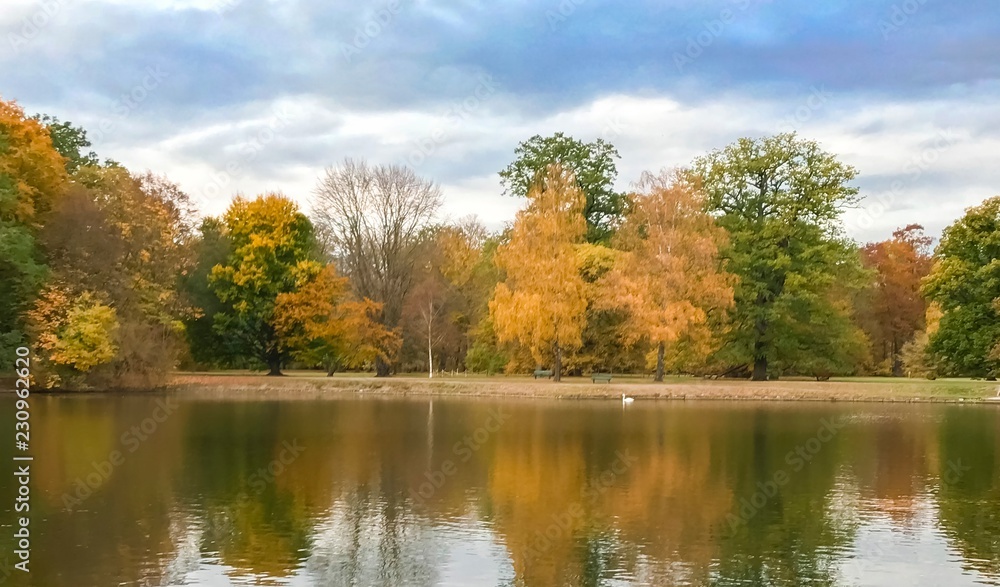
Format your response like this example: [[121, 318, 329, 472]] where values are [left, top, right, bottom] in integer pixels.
[[27, 286, 119, 387], [604, 170, 734, 381], [491, 164, 588, 381]]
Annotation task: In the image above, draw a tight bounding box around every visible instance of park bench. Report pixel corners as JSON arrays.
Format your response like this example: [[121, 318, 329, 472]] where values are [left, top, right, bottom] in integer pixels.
[[533, 369, 553, 379], [591, 373, 613, 383]]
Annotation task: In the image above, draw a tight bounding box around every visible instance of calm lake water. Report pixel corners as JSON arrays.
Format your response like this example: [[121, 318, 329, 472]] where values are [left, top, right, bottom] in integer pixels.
[[1, 394, 999, 586]]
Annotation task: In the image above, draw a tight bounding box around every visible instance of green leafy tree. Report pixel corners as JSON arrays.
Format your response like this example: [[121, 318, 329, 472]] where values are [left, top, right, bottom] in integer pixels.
[[499, 132, 623, 244], [181, 217, 234, 367], [209, 193, 320, 375], [693, 133, 866, 380], [34, 114, 99, 172], [923, 196, 1000, 377]]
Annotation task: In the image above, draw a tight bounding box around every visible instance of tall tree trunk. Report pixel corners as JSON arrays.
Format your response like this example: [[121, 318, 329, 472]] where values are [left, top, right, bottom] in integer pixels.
[[752, 355, 768, 381], [553, 343, 562, 382], [891, 337, 903, 377], [752, 312, 769, 381], [654, 341, 666, 382], [427, 301, 434, 379], [375, 356, 391, 377], [266, 348, 283, 377]]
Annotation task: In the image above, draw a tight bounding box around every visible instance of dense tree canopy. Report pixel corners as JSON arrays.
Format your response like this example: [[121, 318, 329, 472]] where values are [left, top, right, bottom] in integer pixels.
[[491, 164, 589, 381], [602, 170, 734, 381], [2, 96, 997, 385], [924, 196, 1000, 377], [499, 132, 623, 244], [209, 193, 320, 375], [693, 133, 867, 380], [857, 225, 933, 375]]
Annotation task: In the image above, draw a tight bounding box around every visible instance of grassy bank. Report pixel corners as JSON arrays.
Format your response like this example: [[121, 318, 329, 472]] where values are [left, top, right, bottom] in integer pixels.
[[167, 371, 1000, 403]]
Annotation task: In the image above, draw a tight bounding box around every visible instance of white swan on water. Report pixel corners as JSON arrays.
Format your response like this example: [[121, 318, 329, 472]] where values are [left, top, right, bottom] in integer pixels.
[[622, 393, 635, 404]]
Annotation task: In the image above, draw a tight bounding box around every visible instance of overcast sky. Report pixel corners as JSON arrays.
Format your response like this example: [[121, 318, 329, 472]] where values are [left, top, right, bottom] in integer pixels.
[[3, 0, 998, 242]]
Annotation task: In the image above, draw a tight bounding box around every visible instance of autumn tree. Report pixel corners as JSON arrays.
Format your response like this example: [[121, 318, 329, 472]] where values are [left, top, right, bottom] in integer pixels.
[[437, 217, 506, 372], [210, 193, 320, 375], [693, 133, 867, 380], [491, 164, 588, 381], [857, 224, 933, 375], [27, 287, 118, 387], [37, 166, 195, 386], [312, 159, 442, 376], [273, 264, 398, 375], [0, 98, 69, 363], [603, 170, 734, 381], [500, 132, 624, 243], [923, 196, 1000, 377], [403, 258, 454, 377]]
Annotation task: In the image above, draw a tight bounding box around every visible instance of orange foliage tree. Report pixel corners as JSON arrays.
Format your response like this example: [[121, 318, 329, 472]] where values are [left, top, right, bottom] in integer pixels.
[[274, 264, 398, 374], [858, 224, 933, 375], [602, 170, 734, 381], [490, 164, 588, 381]]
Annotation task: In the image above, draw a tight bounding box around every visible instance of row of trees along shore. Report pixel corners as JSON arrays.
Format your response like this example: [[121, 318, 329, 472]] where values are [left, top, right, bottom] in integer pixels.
[[2, 97, 999, 388]]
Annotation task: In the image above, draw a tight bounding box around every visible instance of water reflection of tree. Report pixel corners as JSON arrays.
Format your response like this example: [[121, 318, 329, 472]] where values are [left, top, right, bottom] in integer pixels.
[[935, 408, 1000, 580], [17, 397, 1000, 587], [16, 396, 184, 586]]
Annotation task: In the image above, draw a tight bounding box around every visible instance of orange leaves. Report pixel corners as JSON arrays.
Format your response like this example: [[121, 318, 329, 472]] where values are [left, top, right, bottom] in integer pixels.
[[0, 98, 69, 224], [602, 170, 734, 369], [273, 264, 398, 370], [490, 165, 589, 365]]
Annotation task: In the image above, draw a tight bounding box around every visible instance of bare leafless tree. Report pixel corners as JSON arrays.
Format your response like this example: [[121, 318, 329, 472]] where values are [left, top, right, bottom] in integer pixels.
[[312, 159, 442, 376]]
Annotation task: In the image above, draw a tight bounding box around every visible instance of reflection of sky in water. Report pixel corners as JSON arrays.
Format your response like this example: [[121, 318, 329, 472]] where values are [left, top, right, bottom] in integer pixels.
[[160, 493, 1000, 586], [838, 494, 994, 587], [10, 398, 1000, 586], [163, 507, 516, 586]]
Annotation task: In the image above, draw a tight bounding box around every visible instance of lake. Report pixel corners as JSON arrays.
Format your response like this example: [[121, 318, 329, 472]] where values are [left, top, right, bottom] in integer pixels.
[[1, 393, 999, 586]]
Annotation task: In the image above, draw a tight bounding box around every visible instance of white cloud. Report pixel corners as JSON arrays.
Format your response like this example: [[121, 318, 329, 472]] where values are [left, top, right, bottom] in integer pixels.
[[54, 84, 996, 244]]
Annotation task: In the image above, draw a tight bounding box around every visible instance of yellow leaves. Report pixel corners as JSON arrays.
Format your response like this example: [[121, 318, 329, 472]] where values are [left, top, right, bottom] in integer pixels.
[[491, 164, 589, 363], [0, 97, 69, 224], [28, 286, 119, 374], [210, 193, 316, 325]]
